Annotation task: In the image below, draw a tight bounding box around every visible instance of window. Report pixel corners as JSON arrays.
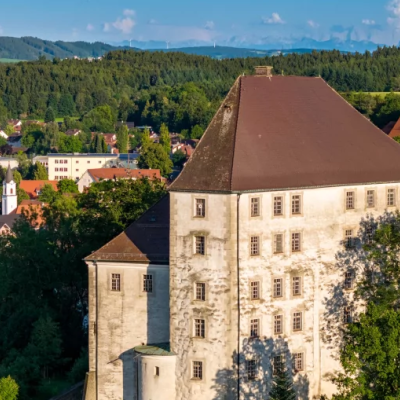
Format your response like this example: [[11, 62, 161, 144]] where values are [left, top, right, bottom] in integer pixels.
[[293, 311, 303, 331], [387, 188, 396, 207], [344, 272, 354, 290], [273, 278, 283, 298], [10, 189, 13, 195], [55, 176, 58, 180], [366, 224, 374, 244], [87, 161, 90, 164], [274, 315, 283, 335], [63, 160, 68, 164], [291, 232, 302, 252], [55, 160, 59, 164], [76, 161, 79, 164], [250, 319, 260, 338], [345, 229, 354, 249], [192, 361, 203, 380], [293, 353, 304, 372], [63, 168, 68, 172], [343, 307, 352, 324], [55, 168, 59, 172], [154, 366, 160, 376], [194, 319, 205, 338], [246, 359, 257, 380], [273, 196, 283, 216], [195, 236, 205, 255], [76, 169, 79, 172], [250, 281, 260, 300], [195, 199, 206, 217], [111, 273, 121, 291], [195, 283, 206, 301], [291, 195, 301, 215], [273, 355, 284, 375], [250, 236, 260, 256], [143, 274, 153, 293], [292, 277, 302, 296], [251, 197, 260, 217], [273, 234, 284, 254], [98, 161, 101, 164], [346, 191, 355, 210], [366, 190, 375, 208]]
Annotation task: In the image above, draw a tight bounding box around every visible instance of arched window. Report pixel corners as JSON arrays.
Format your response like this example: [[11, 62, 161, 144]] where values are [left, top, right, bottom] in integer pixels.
[[10, 188, 13, 195]]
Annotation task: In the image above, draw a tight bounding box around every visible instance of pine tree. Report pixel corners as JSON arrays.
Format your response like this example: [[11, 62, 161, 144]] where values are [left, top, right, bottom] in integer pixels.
[[44, 106, 55, 123], [159, 123, 171, 154], [96, 134, 103, 153], [141, 128, 151, 148], [116, 125, 128, 153], [269, 367, 296, 400], [101, 135, 108, 153]]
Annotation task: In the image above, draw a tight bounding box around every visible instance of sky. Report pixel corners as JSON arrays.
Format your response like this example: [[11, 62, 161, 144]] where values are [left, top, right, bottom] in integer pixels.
[[0, 0, 399, 46]]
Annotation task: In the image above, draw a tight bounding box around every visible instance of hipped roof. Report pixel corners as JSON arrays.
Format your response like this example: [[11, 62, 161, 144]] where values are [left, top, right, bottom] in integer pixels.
[[170, 75, 400, 193]]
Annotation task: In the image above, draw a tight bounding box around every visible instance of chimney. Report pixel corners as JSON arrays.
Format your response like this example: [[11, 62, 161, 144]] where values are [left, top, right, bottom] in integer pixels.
[[254, 66, 273, 77]]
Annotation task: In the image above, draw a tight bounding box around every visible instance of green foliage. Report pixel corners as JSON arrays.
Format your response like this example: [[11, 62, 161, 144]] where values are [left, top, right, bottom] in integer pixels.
[[12, 170, 22, 185], [269, 367, 296, 400], [0, 376, 19, 400], [393, 136, 400, 144], [89, 134, 107, 153], [191, 124, 204, 139], [58, 135, 83, 153], [83, 105, 115, 133], [44, 107, 55, 123], [32, 162, 48, 180], [0, 137, 7, 147], [57, 179, 78, 194], [4, 125, 14, 136], [38, 184, 59, 203], [17, 188, 29, 205], [171, 149, 186, 168], [116, 125, 128, 153], [138, 142, 173, 177], [16, 153, 31, 179], [159, 123, 170, 154], [67, 349, 88, 384]]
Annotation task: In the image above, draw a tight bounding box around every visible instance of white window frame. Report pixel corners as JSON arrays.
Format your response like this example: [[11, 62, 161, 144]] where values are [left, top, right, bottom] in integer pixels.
[[387, 188, 397, 207], [246, 359, 258, 380], [250, 281, 260, 300], [292, 276, 302, 297], [273, 233, 284, 254], [195, 282, 206, 301], [250, 318, 260, 338], [250, 197, 261, 217], [194, 318, 205, 338], [366, 189, 375, 208], [293, 352, 304, 372], [291, 194, 302, 216], [345, 190, 355, 210], [192, 361, 203, 380], [292, 311, 303, 332], [274, 314, 283, 335], [250, 236, 260, 256], [194, 198, 206, 218], [111, 273, 121, 291], [194, 236, 205, 255], [143, 274, 153, 293], [273, 195, 284, 217], [291, 232, 302, 253], [273, 278, 283, 298]]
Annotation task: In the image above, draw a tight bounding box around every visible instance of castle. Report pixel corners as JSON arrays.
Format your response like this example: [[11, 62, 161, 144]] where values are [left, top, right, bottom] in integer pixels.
[[84, 69, 400, 400]]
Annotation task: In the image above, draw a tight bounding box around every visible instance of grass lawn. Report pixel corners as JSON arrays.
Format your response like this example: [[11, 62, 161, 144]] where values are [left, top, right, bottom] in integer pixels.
[[24, 117, 80, 123], [366, 92, 400, 98], [0, 58, 24, 63]]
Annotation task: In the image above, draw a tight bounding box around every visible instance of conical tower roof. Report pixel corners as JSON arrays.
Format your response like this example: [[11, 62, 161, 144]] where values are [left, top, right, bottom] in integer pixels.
[[5, 164, 13, 183]]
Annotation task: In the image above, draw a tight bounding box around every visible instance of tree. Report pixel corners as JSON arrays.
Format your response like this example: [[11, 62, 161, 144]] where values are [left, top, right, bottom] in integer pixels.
[[138, 142, 173, 177], [57, 179, 79, 194], [83, 105, 115, 133], [0, 376, 19, 400], [38, 184, 59, 203], [172, 149, 186, 168], [44, 107, 55, 123], [58, 135, 83, 153], [16, 153, 31, 180], [32, 162, 48, 180], [269, 367, 296, 400], [116, 125, 128, 154], [191, 124, 204, 139], [159, 123, 170, 154], [17, 188, 29, 204], [4, 125, 15, 136]]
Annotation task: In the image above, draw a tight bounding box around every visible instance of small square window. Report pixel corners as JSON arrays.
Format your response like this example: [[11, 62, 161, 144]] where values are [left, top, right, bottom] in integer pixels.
[[195, 236, 205, 255], [87, 161, 90, 164], [293, 311, 303, 331], [273, 278, 283, 298], [346, 191, 355, 210], [250, 281, 260, 300], [344, 272, 354, 290], [246, 359, 257, 380], [292, 277, 302, 296], [250, 236, 260, 256], [293, 353, 304, 372], [111, 273, 120, 291], [291, 232, 302, 252], [143, 274, 153, 293], [366, 224, 374, 244], [273, 234, 284, 254], [343, 306, 352, 324], [291, 195, 301, 215], [273, 196, 283, 216], [76, 160, 79, 164], [387, 188, 396, 207], [194, 319, 205, 338], [195, 199, 206, 217], [273, 355, 284, 375], [192, 361, 203, 380], [274, 315, 283, 335], [345, 229, 354, 249], [251, 198, 260, 217], [366, 190, 375, 208], [250, 319, 260, 338], [154, 366, 160, 376], [195, 282, 206, 301]]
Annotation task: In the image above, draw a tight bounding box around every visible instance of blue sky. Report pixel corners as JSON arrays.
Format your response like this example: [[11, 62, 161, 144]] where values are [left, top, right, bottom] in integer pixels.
[[0, 0, 397, 46]]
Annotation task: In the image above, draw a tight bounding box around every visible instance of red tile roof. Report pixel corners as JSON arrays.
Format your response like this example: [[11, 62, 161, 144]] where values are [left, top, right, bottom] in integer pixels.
[[20, 180, 58, 199], [388, 118, 400, 138], [88, 168, 162, 182], [15, 200, 46, 227], [170, 75, 400, 193]]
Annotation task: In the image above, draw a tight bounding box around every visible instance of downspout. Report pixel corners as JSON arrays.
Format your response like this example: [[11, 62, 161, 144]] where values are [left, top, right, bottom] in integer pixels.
[[236, 194, 241, 399], [95, 261, 99, 400]]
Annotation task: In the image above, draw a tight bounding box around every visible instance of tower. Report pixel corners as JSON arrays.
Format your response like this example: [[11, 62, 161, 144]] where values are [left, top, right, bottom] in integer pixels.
[[2, 165, 17, 215]]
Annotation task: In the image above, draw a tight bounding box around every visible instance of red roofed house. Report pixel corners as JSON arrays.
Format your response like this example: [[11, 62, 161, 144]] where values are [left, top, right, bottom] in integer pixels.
[[7, 119, 22, 132], [77, 168, 162, 192], [65, 129, 82, 136], [19, 180, 58, 199], [387, 117, 400, 138]]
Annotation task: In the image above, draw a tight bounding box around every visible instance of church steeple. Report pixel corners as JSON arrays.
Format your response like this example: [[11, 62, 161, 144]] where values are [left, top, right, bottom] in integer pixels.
[[5, 164, 13, 183], [2, 164, 17, 215]]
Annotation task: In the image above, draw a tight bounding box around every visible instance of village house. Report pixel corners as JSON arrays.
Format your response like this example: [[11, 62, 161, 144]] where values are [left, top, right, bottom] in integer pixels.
[[0, 158, 18, 170], [19, 180, 58, 199], [0, 130, 8, 139], [65, 129, 82, 136], [7, 119, 22, 132], [33, 155, 49, 170], [83, 70, 400, 400], [77, 168, 162, 192]]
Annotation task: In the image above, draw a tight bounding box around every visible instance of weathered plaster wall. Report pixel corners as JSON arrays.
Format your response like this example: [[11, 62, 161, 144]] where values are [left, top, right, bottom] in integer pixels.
[[170, 183, 400, 400], [87, 262, 170, 400]]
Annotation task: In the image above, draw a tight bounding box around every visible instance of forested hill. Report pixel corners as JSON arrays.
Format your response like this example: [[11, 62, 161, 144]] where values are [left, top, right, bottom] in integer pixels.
[[0, 36, 132, 60], [2, 47, 400, 132]]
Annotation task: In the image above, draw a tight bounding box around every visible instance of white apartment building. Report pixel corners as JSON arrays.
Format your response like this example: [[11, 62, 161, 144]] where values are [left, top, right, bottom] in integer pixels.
[[46, 153, 118, 181], [83, 72, 400, 400]]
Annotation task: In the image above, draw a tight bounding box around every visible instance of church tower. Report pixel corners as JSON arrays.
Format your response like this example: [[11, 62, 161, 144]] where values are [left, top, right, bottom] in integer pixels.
[[2, 165, 17, 215]]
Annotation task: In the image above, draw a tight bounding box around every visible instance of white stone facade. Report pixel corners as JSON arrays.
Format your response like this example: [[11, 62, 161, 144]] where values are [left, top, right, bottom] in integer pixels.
[[2, 178, 17, 215]]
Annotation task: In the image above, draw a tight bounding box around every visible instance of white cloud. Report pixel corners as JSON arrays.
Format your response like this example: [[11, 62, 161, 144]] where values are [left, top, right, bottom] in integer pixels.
[[86, 24, 95, 31], [113, 17, 135, 34], [103, 22, 111, 32], [123, 9, 135, 16], [205, 21, 215, 30], [362, 19, 376, 25], [262, 13, 285, 25], [307, 20, 319, 28], [387, 0, 400, 28]]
